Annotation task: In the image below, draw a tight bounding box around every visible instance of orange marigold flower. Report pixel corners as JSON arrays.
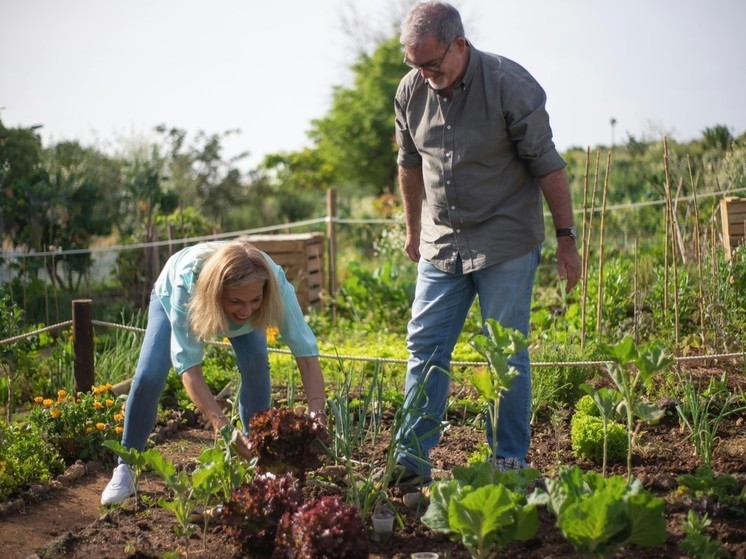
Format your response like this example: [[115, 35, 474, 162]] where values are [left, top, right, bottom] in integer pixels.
[[115, 426, 124, 435], [86, 427, 94, 433], [51, 409, 61, 419], [57, 389, 67, 399], [96, 423, 106, 431], [34, 396, 44, 404], [43, 398, 54, 408], [114, 413, 124, 423], [93, 401, 103, 409], [105, 399, 114, 407]]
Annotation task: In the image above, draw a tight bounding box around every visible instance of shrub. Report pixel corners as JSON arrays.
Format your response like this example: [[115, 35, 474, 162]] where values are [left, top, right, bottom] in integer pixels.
[[274, 494, 369, 559], [570, 412, 627, 464], [28, 384, 125, 463], [0, 420, 65, 501]]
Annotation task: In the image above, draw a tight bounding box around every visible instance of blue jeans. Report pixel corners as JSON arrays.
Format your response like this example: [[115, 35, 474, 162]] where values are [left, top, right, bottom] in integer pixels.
[[396, 246, 541, 477], [121, 292, 270, 454]]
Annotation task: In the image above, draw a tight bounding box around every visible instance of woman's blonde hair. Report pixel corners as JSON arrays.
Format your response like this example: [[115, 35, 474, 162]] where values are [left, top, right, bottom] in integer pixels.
[[188, 241, 284, 340]]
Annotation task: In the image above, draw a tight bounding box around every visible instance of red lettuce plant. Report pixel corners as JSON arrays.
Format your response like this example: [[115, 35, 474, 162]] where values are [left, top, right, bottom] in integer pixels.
[[223, 472, 302, 554], [274, 494, 369, 559], [247, 407, 328, 478]]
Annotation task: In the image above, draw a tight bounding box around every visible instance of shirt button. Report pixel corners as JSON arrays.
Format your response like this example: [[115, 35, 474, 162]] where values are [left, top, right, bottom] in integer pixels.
[[456, 229, 461, 233], [446, 180, 451, 185], [447, 125, 452, 130], [450, 205, 456, 210]]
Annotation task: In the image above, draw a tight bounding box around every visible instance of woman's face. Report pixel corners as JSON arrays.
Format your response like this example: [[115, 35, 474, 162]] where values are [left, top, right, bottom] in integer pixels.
[[221, 281, 264, 324]]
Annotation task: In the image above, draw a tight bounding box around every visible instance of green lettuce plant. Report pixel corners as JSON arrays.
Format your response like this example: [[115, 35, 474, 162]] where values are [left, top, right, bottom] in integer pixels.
[[422, 461, 540, 558], [541, 465, 667, 558]]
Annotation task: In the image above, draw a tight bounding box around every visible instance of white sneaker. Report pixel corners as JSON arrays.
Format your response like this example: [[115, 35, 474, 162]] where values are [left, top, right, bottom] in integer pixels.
[[101, 464, 136, 505]]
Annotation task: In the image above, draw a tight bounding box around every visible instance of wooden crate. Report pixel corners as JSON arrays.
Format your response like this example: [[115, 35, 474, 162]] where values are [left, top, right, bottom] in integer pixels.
[[240, 233, 325, 311], [720, 197, 746, 260]]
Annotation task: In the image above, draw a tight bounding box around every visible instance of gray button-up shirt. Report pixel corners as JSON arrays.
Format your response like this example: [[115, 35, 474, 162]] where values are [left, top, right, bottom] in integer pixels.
[[395, 45, 566, 274]]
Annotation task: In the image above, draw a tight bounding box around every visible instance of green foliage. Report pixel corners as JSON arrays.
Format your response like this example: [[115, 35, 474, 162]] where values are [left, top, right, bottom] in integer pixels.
[[542, 466, 667, 558], [599, 336, 672, 479], [310, 35, 403, 197], [675, 373, 746, 469], [0, 294, 39, 420], [530, 345, 589, 422], [422, 461, 540, 558], [467, 320, 527, 475], [29, 384, 125, 463], [677, 466, 746, 510], [570, 413, 628, 464], [0, 420, 65, 501], [680, 510, 732, 559], [575, 394, 601, 417]]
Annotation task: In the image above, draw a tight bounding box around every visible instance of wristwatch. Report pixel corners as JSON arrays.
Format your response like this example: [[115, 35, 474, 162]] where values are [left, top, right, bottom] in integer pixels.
[[556, 225, 577, 240]]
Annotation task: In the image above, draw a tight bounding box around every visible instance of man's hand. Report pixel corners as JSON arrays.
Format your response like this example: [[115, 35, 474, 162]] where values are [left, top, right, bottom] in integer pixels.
[[556, 237, 582, 292]]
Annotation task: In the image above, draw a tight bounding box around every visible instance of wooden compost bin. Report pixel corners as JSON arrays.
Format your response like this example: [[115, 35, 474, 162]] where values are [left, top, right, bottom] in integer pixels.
[[720, 197, 746, 260], [240, 233, 325, 311]]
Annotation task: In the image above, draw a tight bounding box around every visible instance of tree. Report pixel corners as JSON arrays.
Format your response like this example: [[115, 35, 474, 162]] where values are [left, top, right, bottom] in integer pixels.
[[310, 34, 404, 197]]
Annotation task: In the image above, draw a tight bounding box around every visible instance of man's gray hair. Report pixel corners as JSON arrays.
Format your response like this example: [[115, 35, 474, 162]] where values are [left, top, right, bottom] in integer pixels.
[[400, 1, 464, 48]]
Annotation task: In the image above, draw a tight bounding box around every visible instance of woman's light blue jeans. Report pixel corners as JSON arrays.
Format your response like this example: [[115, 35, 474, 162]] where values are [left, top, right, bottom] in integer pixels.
[[396, 246, 541, 478], [121, 292, 270, 454]]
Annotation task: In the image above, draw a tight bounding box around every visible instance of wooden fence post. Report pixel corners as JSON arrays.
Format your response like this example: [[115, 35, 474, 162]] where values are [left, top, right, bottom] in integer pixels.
[[326, 188, 338, 319], [72, 299, 95, 392]]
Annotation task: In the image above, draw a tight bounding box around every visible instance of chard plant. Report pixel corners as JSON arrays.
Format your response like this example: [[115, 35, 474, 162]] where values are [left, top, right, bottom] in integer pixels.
[[468, 319, 527, 480], [422, 460, 541, 558], [103, 439, 154, 508], [579, 385, 623, 476], [679, 510, 732, 559], [599, 335, 673, 480], [541, 465, 667, 558]]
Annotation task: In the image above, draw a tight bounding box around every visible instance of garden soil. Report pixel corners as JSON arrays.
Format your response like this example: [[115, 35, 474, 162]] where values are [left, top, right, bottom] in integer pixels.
[[2, 363, 745, 559]]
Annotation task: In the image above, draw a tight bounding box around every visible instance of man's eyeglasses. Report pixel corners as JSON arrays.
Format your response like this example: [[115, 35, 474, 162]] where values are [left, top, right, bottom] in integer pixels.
[[403, 40, 453, 73]]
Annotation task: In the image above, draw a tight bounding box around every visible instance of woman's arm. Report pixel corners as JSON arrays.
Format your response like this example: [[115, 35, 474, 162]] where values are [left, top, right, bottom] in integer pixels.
[[181, 364, 252, 459], [295, 355, 327, 418]]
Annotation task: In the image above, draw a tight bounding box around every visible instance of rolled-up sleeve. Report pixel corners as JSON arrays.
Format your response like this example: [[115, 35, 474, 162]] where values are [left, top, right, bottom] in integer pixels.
[[270, 261, 319, 357], [504, 79, 566, 178], [395, 85, 423, 168]]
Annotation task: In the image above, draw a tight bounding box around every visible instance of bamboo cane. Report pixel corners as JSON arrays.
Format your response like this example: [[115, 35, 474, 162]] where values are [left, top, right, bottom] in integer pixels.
[[687, 155, 706, 336], [662, 137, 680, 346], [595, 151, 612, 337]]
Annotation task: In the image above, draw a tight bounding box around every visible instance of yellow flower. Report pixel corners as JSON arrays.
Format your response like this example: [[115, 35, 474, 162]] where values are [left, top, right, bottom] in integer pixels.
[[105, 399, 114, 408], [266, 326, 279, 345], [114, 413, 124, 423], [50, 409, 61, 419], [105, 383, 113, 391], [76, 398, 82, 403], [57, 389, 67, 399], [96, 423, 105, 431], [86, 427, 94, 433], [93, 401, 103, 409], [34, 396, 44, 404], [115, 426, 123, 435], [43, 398, 54, 408]]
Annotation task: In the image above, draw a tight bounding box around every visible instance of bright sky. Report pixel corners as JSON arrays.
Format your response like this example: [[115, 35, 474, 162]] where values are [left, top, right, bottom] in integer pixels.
[[2, 0, 745, 172]]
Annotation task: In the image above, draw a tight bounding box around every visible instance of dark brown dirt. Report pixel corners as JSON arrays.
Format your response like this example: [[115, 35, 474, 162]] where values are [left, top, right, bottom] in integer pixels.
[[3, 363, 746, 559]]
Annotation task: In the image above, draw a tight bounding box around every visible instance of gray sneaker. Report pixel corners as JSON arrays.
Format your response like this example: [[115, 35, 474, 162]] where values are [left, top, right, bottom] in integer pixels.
[[495, 457, 523, 472]]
